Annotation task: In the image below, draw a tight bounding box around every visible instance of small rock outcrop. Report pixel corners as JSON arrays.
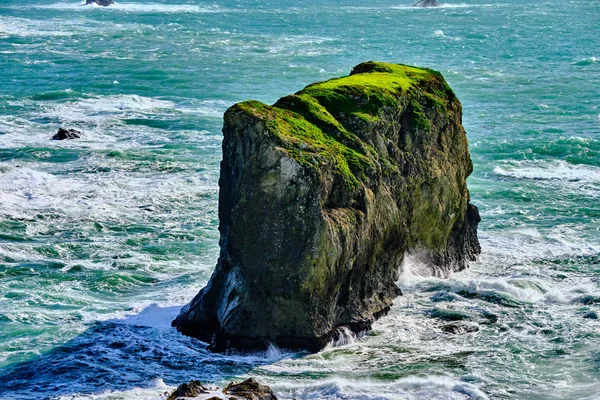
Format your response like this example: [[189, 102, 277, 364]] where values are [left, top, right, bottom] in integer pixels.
[[167, 380, 208, 400], [167, 379, 277, 400], [173, 61, 480, 352], [51, 128, 82, 140], [440, 322, 479, 334], [413, 0, 441, 7], [85, 0, 114, 6], [224, 378, 278, 400]]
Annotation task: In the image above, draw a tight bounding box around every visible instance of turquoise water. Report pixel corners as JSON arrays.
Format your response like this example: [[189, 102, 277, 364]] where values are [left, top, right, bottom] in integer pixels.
[[0, 0, 599, 399]]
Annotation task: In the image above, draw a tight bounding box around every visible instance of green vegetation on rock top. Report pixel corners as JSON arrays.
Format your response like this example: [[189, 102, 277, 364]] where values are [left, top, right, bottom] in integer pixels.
[[236, 99, 372, 188], [306, 61, 430, 93], [230, 61, 452, 188]]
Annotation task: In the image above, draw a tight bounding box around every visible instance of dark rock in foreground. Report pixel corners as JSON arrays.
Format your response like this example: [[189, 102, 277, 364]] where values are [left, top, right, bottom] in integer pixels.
[[52, 128, 82, 140], [413, 0, 441, 7], [85, 0, 114, 6], [224, 378, 278, 400], [167, 380, 208, 400], [173, 61, 480, 352], [167, 378, 277, 400]]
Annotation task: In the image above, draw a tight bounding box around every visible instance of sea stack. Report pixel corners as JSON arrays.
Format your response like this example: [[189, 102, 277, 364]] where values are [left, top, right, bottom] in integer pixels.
[[173, 61, 480, 352], [413, 0, 441, 7]]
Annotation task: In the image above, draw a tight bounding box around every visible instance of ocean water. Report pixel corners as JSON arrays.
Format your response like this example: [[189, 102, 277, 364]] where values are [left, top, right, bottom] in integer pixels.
[[0, 0, 599, 399]]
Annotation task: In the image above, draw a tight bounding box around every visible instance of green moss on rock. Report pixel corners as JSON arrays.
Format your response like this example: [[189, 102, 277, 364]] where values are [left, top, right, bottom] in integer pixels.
[[409, 99, 431, 132], [234, 99, 372, 188], [233, 61, 451, 188], [173, 61, 480, 353]]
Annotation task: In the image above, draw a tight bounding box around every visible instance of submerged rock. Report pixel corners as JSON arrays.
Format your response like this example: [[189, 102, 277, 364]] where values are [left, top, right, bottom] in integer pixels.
[[431, 291, 461, 302], [583, 311, 598, 320], [578, 295, 600, 305], [224, 378, 278, 400], [480, 310, 498, 324], [167, 380, 209, 400], [85, 0, 114, 6], [413, 0, 441, 7], [428, 308, 472, 321], [52, 128, 82, 140], [173, 61, 480, 352], [441, 323, 479, 334]]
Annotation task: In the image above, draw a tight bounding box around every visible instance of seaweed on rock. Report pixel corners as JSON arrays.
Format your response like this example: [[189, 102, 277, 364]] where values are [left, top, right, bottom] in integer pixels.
[[173, 61, 480, 352]]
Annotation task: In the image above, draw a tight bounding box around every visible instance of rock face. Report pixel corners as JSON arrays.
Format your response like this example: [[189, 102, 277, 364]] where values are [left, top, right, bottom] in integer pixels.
[[224, 378, 278, 400], [173, 61, 480, 352], [167, 378, 277, 400], [52, 128, 82, 140], [167, 380, 208, 400], [413, 0, 441, 7], [85, 0, 114, 6]]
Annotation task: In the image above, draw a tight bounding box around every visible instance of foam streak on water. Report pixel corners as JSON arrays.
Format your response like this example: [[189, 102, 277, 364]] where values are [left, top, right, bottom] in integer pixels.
[[0, 0, 599, 399]]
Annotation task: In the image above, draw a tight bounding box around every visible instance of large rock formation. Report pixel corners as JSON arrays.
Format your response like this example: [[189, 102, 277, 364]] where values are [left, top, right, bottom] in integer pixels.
[[173, 61, 480, 352]]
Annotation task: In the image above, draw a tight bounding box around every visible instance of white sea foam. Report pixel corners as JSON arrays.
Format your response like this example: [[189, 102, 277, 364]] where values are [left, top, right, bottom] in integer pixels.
[[270, 376, 489, 400], [36, 94, 229, 124], [0, 94, 227, 148], [56, 386, 169, 400], [0, 16, 77, 37], [558, 136, 596, 144], [437, 3, 500, 8], [482, 227, 600, 260], [390, 3, 499, 10], [0, 115, 47, 142], [574, 56, 597, 66], [493, 160, 600, 183], [0, 167, 87, 213], [110, 303, 181, 328], [179, 99, 231, 118], [41, 94, 177, 123], [328, 326, 358, 348], [401, 265, 542, 305], [267, 35, 339, 56], [0, 15, 145, 39], [23, 2, 230, 14], [0, 164, 217, 231], [398, 240, 599, 308]]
